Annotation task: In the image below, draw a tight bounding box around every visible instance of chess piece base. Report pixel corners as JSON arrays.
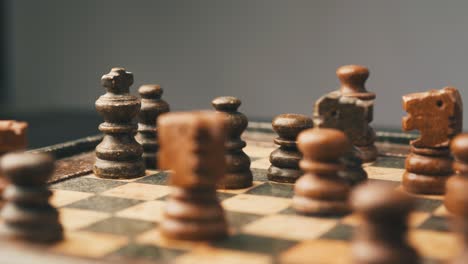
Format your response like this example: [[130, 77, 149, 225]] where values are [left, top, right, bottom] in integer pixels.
[[351, 241, 420, 264], [356, 144, 378, 163], [402, 172, 448, 195], [293, 195, 350, 216], [94, 158, 145, 179], [217, 171, 253, 189], [267, 165, 302, 183]]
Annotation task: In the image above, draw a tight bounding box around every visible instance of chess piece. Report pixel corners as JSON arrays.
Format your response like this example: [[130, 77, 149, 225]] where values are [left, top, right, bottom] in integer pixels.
[[267, 114, 313, 183], [136, 84, 170, 169], [314, 91, 369, 184], [94, 68, 145, 179], [212, 96, 252, 189], [0, 152, 63, 243], [336, 65, 377, 162], [293, 128, 351, 215], [445, 133, 468, 263], [402, 87, 463, 194], [158, 111, 228, 240], [350, 182, 420, 264], [0, 121, 28, 199]]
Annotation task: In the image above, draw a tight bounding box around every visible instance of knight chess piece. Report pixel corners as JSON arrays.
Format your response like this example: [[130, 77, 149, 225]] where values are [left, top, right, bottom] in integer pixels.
[[212, 96, 252, 189], [336, 65, 377, 162], [444, 133, 468, 264], [136, 84, 170, 169], [0, 152, 63, 243], [293, 128, 351, 215], [402, 87, 463, 194], [158, 111, 228, 240], [0, 121, 28, 200], [314, 91, 369, 185], [350, 182, 420, 264], [267, 114, 313, 183], [94, 68, 145, 179]]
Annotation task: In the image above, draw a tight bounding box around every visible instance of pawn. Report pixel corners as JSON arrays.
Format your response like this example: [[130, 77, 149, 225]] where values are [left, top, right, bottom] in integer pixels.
[[0, 152, 63, 243], [212, 96, 252, 189], [267, 114, 313, 183], [337, 65, 377, 162], [293, 128, 351, 215], [136, 84, 170, 169], [350, 182, 420, 264], [445, 133, 468, 263], [94, 68, 145, 179]]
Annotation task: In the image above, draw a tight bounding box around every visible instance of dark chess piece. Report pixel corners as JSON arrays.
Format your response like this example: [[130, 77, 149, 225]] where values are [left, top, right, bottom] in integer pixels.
[[94, 68, 145, 179], [337, 65, 377, 162], [314, 91, 369, 184], [158, 111, 228, 240], [212, 96, 252, 189], [445, 133, 468, 264], [0, 152, 63, 243], [0, 121, 28, 202], [350, 182, 420, 264], [402, 87, 463, 194], [267, 114, 313, 183], [293, 128, 351, 215], [136, 84, 170, 169]]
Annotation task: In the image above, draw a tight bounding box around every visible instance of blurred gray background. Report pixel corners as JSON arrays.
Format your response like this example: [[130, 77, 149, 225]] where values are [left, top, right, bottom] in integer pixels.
[[2, 0, 468, 147]]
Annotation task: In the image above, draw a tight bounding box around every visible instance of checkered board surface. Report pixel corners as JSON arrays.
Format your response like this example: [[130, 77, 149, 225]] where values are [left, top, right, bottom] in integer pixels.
[[37, 142, 457, 264]]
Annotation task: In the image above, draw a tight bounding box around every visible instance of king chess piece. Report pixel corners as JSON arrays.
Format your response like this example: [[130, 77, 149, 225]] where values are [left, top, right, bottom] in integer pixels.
[[94, 68, 145, 179], [136, 84, 170, 169], [402, 87, 463, 194], [336, 65, 377, 162]]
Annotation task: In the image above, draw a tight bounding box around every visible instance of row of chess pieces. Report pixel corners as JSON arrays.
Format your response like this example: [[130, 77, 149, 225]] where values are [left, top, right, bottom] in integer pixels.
[[90, 66, 467, 263], [0, 65, 465, 263]]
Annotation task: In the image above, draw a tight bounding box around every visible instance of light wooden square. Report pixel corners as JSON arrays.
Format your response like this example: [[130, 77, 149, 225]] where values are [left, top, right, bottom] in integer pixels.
[[242, 214, 337, 241], [218, 181, 263, 194], [101, 182, 171, 200], [279, 239, 350, 264], [244, 145, 274, 159], [174, 246, 272, 264], [434, 205, 451, 217], [116, 200, 165, 222], [250, 158, 271, 170], [50, 231, 128, 258], [136, 228, 208, 250], [59, 208, 110, 230], [50, 190, 94, 207], [222, 194, 291, 215], [409, 230, 459, 261], [364, 166, 403, 182]]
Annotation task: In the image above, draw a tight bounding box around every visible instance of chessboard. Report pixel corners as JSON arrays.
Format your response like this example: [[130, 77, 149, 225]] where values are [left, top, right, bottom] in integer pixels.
[[0, 122, 458, 264]]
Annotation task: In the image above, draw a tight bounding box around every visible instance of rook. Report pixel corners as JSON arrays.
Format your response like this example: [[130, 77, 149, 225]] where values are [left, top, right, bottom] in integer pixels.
[[158, 111, 228, 240]]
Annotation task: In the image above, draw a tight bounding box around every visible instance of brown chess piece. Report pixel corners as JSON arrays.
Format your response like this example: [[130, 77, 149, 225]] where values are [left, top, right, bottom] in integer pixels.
[[94, 68, 145, 179], [136, 84, 170, 169], [314, 91, 369, 185], [336, 65, 377, 162], [445, 133, 468, 264], [267, 114, 313, 183], [402, 87, 463, 194], [212, 96, 252, 189], [0, 121, 28, 203], [293, 128, 351, 215], [158, 111, 228, 240], [350, 182, 420, 264], [0, 152, 63, 243]]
